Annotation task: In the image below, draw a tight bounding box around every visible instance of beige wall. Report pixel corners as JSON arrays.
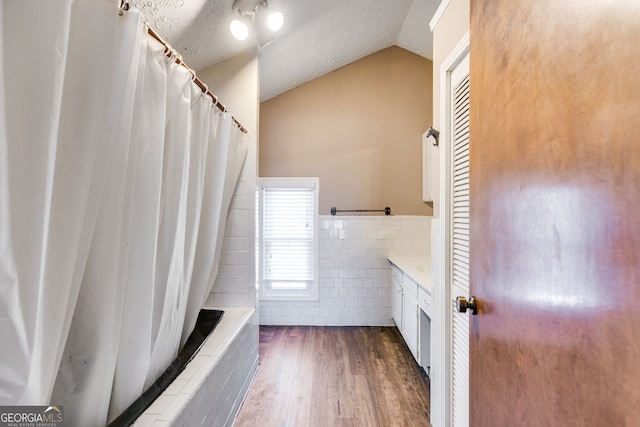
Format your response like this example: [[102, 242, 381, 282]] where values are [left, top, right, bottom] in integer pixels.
[[431, 0, 470, 217], [260, 46, 433, 216]]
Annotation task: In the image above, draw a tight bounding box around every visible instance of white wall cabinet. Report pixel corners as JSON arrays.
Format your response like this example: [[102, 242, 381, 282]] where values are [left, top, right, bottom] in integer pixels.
[[422, 130, 434, 202]]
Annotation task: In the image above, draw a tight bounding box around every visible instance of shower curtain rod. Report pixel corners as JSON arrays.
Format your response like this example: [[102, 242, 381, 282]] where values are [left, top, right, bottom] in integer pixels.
[[119, 1, 249, 134]]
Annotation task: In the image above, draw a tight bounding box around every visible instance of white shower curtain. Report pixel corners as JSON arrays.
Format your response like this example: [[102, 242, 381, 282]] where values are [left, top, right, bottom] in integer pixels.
[[0, 1, 249, 426]]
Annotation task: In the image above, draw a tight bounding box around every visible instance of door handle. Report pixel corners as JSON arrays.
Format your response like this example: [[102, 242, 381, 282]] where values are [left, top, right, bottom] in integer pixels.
[[456, 296, 478, 315]]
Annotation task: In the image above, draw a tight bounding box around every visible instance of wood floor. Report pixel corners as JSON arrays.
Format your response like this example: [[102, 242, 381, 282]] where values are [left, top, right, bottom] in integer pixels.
[[234, 326, 431, 427]]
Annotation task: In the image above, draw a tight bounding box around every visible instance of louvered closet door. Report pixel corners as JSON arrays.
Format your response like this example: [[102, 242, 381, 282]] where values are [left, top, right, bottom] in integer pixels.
[[449, 52, 470, 427]]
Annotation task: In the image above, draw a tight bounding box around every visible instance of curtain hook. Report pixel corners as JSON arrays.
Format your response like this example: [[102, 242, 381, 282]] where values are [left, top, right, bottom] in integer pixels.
[[165, 47, 173, 61], [203, 93, 213, 108], [118, 0, 130, 16], [188, 68, 197, 82]]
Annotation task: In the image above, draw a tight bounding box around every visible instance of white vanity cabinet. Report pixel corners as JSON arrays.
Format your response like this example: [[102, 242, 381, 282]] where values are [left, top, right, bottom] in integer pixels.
[[419, 286, 432, 317], [401, 275, 419, 361], [390, 260, 431, 365], [391, 265, 403, 329], [418, 287, 432, 371]]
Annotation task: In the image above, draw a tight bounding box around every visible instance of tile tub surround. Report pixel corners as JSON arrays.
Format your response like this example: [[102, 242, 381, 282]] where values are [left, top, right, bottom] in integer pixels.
[[260, 215, 431, 326], [133, 307, 258, 427]]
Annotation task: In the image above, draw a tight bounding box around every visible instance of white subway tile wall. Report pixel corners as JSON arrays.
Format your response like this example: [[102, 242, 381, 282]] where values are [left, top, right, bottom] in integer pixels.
[[259, 215, 431, 326]]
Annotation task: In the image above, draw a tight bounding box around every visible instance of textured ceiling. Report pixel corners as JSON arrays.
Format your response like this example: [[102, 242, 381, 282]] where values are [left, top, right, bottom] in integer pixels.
[[132, 0, 440, 101]]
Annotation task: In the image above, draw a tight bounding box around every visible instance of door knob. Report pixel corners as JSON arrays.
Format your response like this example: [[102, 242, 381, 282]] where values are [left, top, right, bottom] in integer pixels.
[[456, 296, 478, 315]]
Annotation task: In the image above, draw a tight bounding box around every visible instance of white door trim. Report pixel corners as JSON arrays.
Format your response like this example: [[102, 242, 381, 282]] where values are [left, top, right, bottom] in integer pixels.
[[429, 0, 453, 31], [432, 30, 470, 427]]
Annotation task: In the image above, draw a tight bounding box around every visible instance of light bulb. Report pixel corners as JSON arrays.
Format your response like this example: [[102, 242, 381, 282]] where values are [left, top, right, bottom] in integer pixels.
[[267, 11, 283, 32], [230, 19, 249, 40]]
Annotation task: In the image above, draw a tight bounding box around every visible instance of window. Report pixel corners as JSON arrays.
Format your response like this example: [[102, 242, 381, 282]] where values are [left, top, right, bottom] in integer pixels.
[[258, 178, 319, 301]]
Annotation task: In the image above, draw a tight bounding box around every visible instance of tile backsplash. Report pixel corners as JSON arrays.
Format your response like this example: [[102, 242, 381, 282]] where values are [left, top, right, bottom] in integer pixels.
[[259, 215, 431, 326]]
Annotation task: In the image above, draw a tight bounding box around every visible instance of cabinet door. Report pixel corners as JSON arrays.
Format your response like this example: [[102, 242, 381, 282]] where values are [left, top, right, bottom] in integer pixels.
[[402, 291, 419, 361], [422, 130, 433, 202], [392, 280, 403, 329]]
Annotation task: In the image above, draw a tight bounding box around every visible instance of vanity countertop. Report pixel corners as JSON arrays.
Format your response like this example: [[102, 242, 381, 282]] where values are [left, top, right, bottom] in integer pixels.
[[387, 255, 431, 294]]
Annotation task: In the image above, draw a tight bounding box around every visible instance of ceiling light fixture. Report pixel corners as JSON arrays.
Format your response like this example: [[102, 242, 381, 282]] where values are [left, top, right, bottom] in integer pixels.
[[267, 10, 284, 32], [230, 0, 284, 41], [230, 17, 250, 40]]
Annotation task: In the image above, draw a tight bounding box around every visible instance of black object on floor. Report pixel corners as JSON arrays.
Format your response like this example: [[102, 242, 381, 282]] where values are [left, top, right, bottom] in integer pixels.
[[108, 309, 224, 427]]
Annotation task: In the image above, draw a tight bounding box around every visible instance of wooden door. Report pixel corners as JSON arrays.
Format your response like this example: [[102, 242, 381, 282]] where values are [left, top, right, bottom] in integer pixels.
[[469, 0, 640, 425]]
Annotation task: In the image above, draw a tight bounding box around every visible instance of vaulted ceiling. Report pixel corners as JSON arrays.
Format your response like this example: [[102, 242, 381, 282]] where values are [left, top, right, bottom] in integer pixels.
[[131, 0, 440, 101]]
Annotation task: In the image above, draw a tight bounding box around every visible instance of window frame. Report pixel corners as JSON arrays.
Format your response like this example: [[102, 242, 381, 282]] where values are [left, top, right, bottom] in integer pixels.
[[258, 177, 319, 301]]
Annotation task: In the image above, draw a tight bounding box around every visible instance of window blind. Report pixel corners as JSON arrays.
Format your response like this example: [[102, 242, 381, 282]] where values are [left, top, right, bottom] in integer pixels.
[[262, 186, 316, 291]]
